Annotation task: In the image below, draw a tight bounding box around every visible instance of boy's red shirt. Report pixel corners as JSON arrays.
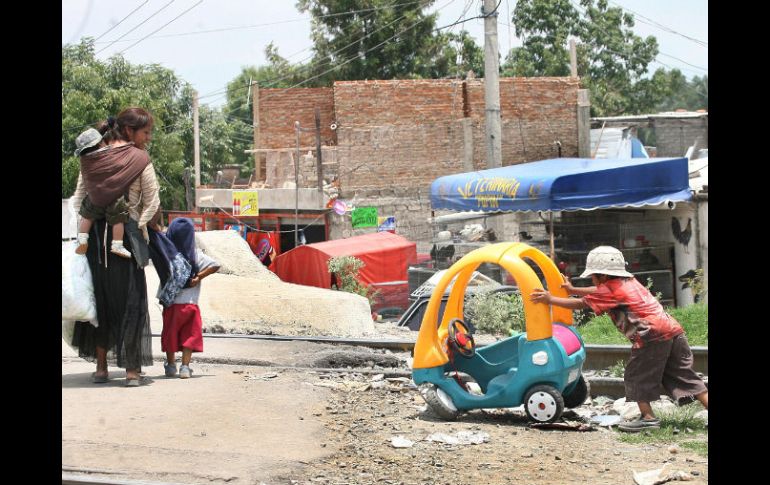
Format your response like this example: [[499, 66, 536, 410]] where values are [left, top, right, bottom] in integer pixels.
[[582, 277, 683, 349]]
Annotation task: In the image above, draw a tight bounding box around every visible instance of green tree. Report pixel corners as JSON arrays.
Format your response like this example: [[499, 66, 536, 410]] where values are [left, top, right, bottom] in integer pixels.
[[656, 74, 708, 112], [62, 39, 193, 209], [296, 0, 467, 82], [504, 0, 662, 116], [424, 30, 485, 79], [502, 0, 580, 77]]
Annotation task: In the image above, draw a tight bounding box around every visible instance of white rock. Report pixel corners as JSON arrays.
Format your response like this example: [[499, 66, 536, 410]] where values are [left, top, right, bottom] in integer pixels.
[[612, 398, 642, 420], [390, 436, 414, 448], [425, 431, 489, 445], [694, 410, 708, 426]]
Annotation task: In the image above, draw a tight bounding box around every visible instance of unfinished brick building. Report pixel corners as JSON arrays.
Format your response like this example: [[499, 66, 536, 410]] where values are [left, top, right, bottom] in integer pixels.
[[246, 77, 582, 251]]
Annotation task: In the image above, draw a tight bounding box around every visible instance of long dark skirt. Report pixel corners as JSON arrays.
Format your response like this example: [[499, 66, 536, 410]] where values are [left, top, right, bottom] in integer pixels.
[[70, 218, 153, 369]]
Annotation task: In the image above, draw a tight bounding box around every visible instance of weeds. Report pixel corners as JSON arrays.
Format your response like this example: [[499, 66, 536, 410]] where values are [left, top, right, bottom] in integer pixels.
[[656, 402, 707, 432], [609, 359, 625, 378], [680, 440, 708, 456], [616, 402, 707, 455]]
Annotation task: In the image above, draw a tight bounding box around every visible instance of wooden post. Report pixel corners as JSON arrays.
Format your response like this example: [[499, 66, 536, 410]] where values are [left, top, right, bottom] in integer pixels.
[[549, 212, 555, 261], [314, 107, 324, 194], [193, 91, 200, 187], [253, 81, 260, 182], [183, 167, 194, 211]]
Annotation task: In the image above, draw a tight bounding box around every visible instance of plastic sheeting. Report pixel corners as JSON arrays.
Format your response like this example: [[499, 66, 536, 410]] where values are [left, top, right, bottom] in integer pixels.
[[269, 232, 418, 312]]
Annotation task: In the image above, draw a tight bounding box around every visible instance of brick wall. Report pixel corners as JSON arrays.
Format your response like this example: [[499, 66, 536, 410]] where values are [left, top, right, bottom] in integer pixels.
[[465, 78, 579, 168], [333, 79, 465, 126], [333, 78, 580, 191], [257, 78, 580, 245], [258, 87, 336, 149]]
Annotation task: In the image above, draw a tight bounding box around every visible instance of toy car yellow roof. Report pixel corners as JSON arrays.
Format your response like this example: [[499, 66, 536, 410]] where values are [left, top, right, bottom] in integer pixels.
[[413, 242, 573, 369]]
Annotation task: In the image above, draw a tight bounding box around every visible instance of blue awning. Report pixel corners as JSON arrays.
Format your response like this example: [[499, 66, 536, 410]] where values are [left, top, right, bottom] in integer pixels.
[[430, 157, 693, 212]]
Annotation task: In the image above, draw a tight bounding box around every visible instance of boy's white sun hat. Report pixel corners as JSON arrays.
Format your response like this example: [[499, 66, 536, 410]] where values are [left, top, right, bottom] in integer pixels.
[[579, 246, 634, 278]]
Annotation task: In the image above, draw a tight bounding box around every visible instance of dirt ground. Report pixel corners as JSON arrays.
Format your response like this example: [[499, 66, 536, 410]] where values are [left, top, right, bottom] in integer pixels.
[[62, 354, 707, 485], [283, 372, 708, 485]]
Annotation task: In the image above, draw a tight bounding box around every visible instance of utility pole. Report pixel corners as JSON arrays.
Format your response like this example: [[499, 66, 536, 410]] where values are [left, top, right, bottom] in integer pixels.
[[193, 90, 200, 187], [483, 0, 502, 169]]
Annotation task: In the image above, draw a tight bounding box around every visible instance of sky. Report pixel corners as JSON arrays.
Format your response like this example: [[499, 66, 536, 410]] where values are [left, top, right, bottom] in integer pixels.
[[62, 0, 708, 108]]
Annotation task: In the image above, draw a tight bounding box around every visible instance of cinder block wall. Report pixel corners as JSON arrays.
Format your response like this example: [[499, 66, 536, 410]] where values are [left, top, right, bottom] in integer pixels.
[[653, 117, 708, 157]]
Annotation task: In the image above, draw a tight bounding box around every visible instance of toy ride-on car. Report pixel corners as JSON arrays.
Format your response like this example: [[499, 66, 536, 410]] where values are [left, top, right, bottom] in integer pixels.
[[412, 242, 589, 423]]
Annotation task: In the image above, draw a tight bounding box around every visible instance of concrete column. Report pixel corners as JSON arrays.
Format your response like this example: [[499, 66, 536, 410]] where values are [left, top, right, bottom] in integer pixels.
[[577, 89, 591, 158], [483, 0, 502, 169]]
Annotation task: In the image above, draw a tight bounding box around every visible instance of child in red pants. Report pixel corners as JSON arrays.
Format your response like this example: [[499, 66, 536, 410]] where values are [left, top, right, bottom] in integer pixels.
[[161, 218, 220, 379]]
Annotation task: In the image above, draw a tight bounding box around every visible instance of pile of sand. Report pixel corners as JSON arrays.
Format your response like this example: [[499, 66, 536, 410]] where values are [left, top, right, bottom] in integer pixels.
[[147, 230, 376, 337]]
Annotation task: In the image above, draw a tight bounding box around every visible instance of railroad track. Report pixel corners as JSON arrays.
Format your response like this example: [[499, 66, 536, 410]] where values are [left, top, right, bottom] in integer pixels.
[[142, 332, 708, 400], [190, 332, 709, 374]]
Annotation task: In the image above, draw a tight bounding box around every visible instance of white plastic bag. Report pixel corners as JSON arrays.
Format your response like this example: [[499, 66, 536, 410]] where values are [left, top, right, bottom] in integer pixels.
[[61, 241, 98, 325], [62, 320, 76, 348]]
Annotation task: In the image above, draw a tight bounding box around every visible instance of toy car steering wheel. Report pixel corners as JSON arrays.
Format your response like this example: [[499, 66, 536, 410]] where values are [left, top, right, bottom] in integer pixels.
[[448, 318, 476, 358]]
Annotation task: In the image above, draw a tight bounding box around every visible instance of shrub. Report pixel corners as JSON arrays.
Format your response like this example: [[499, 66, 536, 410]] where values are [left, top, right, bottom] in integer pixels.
[[465, 290, 525, 335], [327, 256, 380, 307]]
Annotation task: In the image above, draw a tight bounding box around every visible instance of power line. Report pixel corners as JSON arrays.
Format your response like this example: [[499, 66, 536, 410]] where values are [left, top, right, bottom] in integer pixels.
[[92, 0, 149, 42], [607, 0, 707, 48], [656, 52, 707, 72], [95, 0, 176, 55], [92, 0, 427, 44], [117, 0, 204, 55], [257, 0, 458, 104], [199, 0, 439, 102], [198, 2, 396, 102], [569, 1, 707, 76], [65, 0, 456, 138]]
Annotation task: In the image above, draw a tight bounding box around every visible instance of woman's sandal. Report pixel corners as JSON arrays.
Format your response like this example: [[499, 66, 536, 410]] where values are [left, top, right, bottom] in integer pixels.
[[125, 371, 142, 387], [91, 372, 109, 384]]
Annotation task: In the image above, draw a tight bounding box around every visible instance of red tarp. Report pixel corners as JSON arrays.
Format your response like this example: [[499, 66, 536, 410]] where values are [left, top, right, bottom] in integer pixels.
[[269, 232, 417, 312]]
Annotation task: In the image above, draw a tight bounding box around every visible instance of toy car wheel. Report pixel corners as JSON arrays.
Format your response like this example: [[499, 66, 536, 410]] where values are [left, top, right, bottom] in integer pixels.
[[524, 385, 564, 423], [419, 383, 461, 420], [563, 374, 590, 408]]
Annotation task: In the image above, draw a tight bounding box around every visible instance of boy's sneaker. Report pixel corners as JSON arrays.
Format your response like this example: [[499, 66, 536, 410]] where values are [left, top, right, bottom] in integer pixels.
[[75, 232, 89, 255], [164, 362, 177, 377], [110, 241, 132, 258], [618, 418, 660, 433], [179, 365, 193, 379]]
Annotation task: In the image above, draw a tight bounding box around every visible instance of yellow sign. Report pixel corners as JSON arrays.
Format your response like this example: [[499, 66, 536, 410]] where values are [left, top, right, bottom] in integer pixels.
[[233, 191, 259, 216]]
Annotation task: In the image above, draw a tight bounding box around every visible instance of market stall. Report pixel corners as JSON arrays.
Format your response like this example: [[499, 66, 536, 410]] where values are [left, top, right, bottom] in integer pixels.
[[429, 157, 693, 305]]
